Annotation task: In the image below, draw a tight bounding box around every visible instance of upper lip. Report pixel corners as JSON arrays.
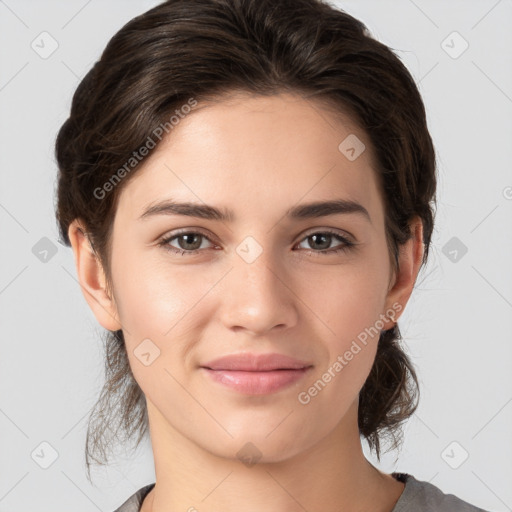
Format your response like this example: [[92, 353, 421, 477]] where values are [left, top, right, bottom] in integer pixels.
[[201, 353, 313, 371]]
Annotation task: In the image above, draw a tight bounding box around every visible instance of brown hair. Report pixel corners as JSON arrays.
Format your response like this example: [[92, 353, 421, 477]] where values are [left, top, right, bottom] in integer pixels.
[[54, 0, 436, 480]]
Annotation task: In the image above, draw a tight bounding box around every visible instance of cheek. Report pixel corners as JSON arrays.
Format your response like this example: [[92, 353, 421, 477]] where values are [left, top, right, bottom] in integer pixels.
[[109, 250, 229, 384], [296, 272, 383, 416], [306, 263, 389, 345], [109, 256, 204, 399], [297, 259, 388, 391], [111, 252, 199, 337]]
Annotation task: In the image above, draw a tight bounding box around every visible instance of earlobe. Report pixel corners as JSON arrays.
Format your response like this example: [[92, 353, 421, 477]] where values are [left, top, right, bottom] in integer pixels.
[[68, 219, 122, 332], [381, 217, 425, 330]]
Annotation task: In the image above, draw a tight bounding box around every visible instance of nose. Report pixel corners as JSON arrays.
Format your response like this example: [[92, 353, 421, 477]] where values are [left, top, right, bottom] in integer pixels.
[[219, 246, 299, 336]]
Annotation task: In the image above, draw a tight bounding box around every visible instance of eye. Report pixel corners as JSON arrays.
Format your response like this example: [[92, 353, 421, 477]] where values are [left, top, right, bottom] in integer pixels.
[[158, 230, 215, 256], [295, 230, 355, 256], [157, 229, 355, 256]]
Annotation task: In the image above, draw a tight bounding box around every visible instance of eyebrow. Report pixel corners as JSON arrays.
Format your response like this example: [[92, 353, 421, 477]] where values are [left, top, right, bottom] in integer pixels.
[[138, 198, 371, 223]]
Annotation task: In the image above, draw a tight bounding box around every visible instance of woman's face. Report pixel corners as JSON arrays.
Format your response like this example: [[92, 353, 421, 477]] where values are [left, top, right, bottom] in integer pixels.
[[95, 92, 409, 462]]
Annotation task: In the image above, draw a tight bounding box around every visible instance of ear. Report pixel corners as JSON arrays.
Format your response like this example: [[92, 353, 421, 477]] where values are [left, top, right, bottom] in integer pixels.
[[68, 219, 122, 331], [380, 216, 425, 330]]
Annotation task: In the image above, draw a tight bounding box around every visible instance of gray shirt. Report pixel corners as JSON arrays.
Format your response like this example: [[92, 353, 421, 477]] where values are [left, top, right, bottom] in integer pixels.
[[112, 472, 490, 511]]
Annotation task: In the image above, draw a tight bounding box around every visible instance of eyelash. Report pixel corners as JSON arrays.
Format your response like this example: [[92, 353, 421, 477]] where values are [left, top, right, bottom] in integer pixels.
[[157, 229, 355, 257]]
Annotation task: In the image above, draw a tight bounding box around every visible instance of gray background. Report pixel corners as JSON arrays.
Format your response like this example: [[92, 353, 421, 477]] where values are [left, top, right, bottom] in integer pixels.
[[1, 0, 511, 511]]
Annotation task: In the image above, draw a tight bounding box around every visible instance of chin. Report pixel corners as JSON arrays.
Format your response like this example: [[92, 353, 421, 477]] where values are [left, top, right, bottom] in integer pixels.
[[200, 422, 318, 466]]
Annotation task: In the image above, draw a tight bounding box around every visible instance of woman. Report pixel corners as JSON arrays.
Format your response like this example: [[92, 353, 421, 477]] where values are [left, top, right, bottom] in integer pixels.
[[54, 0, 489, 510]]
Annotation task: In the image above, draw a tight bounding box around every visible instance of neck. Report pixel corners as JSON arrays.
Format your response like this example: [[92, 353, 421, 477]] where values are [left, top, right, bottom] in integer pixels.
[[141, 399, 404, 512]]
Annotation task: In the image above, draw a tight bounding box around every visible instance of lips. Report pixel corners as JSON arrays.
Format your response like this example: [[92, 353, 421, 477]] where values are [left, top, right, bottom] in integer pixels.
[[200, 353, 313, 395], [201, 352, 313, 371]]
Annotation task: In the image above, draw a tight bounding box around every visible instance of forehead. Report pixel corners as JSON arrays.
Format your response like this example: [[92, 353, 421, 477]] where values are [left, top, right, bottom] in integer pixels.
[[115, 92, 384, 230]]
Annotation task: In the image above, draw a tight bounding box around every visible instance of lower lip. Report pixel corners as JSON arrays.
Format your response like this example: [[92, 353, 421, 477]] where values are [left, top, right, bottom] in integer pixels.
[[202, 367, 312, 395]]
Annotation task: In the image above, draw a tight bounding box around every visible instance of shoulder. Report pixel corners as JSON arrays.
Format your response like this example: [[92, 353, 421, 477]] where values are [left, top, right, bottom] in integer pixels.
[[110, 476, 492, 512], [392, 473, 491, 512], [112, 483, 155, 512]]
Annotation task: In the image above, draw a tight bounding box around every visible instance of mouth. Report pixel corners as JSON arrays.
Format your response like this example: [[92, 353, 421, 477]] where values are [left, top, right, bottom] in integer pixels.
[[200, 352, 313, 395], [201, 367, 313, 395]]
